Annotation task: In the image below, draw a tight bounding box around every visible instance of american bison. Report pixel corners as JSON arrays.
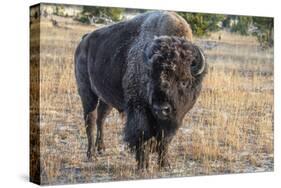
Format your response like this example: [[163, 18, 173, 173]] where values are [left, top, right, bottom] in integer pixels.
[[75, 11, 207, 169]]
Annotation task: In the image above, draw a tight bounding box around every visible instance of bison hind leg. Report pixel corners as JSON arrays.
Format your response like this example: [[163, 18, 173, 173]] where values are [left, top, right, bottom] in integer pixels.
[[85, 111, 97, 160], [78, 86, 99, 160], [95, 100, 112, 154]]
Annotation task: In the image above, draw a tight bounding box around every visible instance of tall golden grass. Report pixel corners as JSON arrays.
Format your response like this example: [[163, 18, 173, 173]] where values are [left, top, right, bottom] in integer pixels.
[[30, 16, 273, 185]]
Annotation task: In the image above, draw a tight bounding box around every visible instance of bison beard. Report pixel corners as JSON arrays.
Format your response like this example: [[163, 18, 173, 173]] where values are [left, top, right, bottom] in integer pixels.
[[75, 11, 207, 170], [124, 108, 178, 168]]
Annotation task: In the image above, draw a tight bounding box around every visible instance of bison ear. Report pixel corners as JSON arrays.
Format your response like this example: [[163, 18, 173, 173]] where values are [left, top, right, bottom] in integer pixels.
[[142, 42, 153, 70]]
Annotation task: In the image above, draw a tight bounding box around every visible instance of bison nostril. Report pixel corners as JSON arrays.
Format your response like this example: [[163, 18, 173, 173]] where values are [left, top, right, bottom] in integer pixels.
[[161, 105, 171, 116], [153, 103, 172, 117]]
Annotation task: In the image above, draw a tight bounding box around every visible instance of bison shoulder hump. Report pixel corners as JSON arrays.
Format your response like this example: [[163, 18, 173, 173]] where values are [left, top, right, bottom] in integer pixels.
[[144, 11, 193, 41]]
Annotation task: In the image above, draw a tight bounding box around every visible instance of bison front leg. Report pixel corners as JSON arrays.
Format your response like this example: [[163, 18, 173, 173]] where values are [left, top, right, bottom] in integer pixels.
[[124, 107, 152, 170], [157, 132, 172, 169], [136, 138, 152, 169], [157, 143, 170, 168]]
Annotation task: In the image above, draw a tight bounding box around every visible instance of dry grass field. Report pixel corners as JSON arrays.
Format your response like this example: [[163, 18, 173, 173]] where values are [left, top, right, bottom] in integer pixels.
[[30, 16, 274, 185]]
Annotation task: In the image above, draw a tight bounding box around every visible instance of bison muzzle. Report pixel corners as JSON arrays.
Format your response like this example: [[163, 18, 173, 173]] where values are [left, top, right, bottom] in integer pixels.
[[75, 11, 207, 169]]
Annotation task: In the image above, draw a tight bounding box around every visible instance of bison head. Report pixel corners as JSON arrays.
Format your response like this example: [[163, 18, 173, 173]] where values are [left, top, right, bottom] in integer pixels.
[[143, 36, 206, 125]]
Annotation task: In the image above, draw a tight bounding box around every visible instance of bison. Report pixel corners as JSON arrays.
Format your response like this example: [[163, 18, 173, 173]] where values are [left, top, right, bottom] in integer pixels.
[[75, 11, 207, 169]]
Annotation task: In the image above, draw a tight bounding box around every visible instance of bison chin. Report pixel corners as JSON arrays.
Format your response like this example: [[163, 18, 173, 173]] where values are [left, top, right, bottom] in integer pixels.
[[154, 115, 180, 136]]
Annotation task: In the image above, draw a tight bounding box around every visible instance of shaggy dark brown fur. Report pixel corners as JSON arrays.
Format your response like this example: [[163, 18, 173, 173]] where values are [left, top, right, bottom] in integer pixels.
[[75, 11, 207, 169]]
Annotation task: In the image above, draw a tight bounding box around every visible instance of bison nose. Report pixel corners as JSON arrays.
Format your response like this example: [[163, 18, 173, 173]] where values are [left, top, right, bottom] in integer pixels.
[[153, 103, 172, 117]]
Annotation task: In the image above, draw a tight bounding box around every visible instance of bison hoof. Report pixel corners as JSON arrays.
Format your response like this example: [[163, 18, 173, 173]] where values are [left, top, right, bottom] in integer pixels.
[[159, 159, 171, 170], [137, 167, 149, 174], [95, 143, 105, 154], [86, 151, 96, 161], [137, 165, 149, 173], [87, 151, 92, 160], [137, 161, 150, 171]]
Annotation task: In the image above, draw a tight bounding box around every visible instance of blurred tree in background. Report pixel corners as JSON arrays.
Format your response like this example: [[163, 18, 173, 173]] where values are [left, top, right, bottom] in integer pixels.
[[82, 6, 124, 21], [178, 13, 225, 37], [53, 6, 65, 17], [252, 17, 274, 47], [76, 6, 124, 24], [230, 16, 252, 35], [178, 12, 273, 48]]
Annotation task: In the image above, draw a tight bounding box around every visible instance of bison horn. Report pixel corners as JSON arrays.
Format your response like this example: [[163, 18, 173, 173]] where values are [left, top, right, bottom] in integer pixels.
[[192, 46, 206, 76]]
